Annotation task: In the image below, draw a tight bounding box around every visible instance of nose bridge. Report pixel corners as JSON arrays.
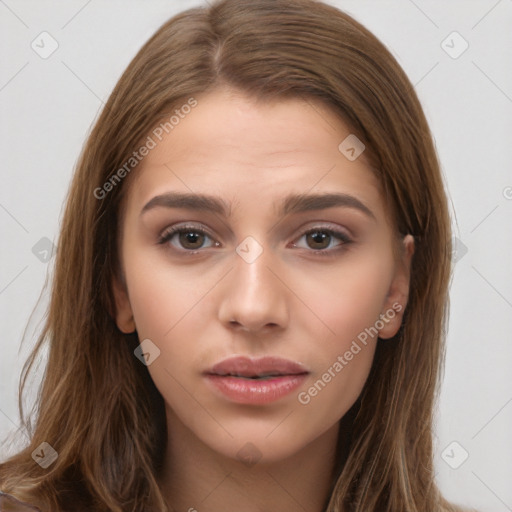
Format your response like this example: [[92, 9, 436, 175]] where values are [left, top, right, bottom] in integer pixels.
[[218, 236, 288, 331]]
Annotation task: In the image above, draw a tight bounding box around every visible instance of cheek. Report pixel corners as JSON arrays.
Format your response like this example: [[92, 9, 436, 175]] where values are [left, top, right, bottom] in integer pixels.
[[123, 253, 217, 388], [125, 265, 210, 414], [290, 253, 392, 412], [292, 251, 393, 349], [124, 253, 214, 341]]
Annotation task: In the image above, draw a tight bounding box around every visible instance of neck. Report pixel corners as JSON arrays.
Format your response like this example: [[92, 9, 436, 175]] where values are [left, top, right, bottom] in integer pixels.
[[158, 406, 343, 512]]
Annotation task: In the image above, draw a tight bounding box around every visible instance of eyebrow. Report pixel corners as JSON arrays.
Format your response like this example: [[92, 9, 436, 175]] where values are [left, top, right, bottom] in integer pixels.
[[140, 191, 376, 220]]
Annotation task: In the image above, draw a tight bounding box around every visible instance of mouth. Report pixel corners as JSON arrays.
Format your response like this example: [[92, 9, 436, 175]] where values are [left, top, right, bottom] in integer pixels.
[[208, 372, 305, 380], [203, 355, 309, 405], [205, 355, 309, 378]]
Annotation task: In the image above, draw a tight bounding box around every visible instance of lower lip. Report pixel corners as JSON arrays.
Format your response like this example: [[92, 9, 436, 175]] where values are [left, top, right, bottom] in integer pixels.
[[205, 374, 308, 405]]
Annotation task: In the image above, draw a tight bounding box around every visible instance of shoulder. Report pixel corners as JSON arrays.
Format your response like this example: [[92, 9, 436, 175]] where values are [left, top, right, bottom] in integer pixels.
[[0, 491, 41, 511]]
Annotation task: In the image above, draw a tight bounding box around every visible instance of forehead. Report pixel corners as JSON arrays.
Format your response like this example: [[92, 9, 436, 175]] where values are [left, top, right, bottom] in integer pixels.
[[140, 87, 372, 168], [123, 88, 387, 223]]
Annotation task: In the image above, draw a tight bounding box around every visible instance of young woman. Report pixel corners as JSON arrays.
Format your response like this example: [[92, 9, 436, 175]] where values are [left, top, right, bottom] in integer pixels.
[[0, 0, 479, 510]]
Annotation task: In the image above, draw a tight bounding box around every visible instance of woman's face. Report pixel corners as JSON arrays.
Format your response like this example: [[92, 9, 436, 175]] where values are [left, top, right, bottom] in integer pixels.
[[113, 87, 414, 464]]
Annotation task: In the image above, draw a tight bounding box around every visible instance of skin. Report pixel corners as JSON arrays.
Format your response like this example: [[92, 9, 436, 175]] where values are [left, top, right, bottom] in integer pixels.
[[113, 87, 414, 511]]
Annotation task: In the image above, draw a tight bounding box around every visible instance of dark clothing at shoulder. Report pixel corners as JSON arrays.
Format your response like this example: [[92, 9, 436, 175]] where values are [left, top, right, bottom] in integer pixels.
[[0, 491, 41, 512]]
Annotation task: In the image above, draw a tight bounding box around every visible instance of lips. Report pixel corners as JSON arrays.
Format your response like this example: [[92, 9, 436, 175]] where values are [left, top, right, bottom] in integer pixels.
[[205, 355, 309, 379], [204, 356, 310, 405]]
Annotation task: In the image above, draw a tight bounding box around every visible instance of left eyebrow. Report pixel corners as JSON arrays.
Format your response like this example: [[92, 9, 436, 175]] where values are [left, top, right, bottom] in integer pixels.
[[140, 191, 376, 221], [280, 192, 376, 220]]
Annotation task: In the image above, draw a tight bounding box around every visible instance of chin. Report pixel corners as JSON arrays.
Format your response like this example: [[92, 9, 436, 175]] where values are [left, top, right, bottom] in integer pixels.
[[197, 419, 322, 467]]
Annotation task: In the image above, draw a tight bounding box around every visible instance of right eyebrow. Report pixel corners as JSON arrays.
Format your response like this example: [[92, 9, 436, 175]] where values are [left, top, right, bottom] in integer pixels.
[[140, 192, 231, 217]]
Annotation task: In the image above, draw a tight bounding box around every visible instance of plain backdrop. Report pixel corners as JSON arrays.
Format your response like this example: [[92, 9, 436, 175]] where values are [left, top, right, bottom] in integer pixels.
[[1, 1, 511, 510]]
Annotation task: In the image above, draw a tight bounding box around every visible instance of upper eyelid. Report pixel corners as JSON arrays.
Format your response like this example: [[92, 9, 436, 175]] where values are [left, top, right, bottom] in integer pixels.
[[160, 223, 216, 240]]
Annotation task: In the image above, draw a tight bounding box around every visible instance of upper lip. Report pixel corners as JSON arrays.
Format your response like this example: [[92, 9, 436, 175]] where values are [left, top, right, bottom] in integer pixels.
[[205, 356, 309, 378]]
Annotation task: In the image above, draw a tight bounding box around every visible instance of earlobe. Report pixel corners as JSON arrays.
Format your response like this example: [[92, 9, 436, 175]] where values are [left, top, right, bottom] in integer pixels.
[[378, 234, 415, 340], [112, 275, 136, 334]]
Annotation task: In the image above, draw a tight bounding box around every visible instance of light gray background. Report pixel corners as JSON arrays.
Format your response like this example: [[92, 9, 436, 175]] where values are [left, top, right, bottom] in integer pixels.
[[1, 1, 511, 510]]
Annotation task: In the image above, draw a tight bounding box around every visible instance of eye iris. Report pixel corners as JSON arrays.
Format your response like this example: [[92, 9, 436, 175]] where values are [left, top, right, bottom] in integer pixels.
[[307, 231, 330, 249], [179, 231, 204, 249]]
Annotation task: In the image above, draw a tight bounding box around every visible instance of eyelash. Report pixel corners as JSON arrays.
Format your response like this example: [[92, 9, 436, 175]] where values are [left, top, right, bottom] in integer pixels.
[[157, 223, 353, 257]]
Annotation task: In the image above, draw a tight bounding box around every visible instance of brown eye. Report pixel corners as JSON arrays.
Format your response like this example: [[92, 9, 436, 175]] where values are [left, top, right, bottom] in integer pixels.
[[178, 230, 206, 249], [158, 224, 217, 252], [292, 227, 352, 256], [305, 231, 331, 250]]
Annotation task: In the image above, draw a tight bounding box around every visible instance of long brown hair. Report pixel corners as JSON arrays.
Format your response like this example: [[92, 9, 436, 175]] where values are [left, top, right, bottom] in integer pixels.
[[0, 0, 477, 510]]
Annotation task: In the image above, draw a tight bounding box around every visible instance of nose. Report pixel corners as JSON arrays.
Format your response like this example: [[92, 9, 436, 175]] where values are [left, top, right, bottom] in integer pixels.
[[217, 243, 289, 334]]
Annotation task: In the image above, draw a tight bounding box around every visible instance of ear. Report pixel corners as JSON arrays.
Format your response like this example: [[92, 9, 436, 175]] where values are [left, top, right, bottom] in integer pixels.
[[377, 234, 415, 340], [112, 274, 136, 334]]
